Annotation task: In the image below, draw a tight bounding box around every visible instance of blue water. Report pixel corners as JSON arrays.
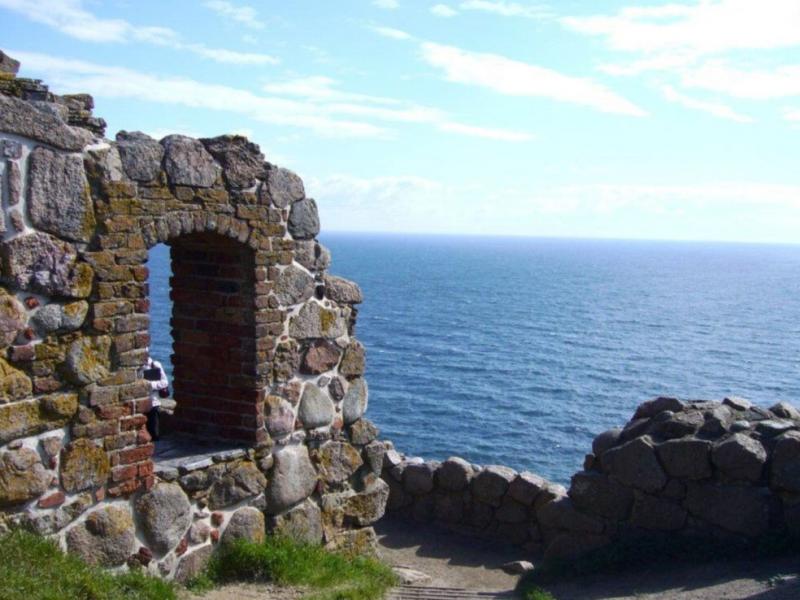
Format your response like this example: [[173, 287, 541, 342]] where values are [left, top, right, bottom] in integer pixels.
[[148, 235, 800, 484]]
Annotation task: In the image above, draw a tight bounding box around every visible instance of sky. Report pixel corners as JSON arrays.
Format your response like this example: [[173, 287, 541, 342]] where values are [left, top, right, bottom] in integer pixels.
[[2, 0, 799, 243]]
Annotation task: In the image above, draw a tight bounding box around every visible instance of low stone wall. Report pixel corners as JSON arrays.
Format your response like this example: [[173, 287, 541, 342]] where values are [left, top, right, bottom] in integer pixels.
[[383, 396, 800, 561]]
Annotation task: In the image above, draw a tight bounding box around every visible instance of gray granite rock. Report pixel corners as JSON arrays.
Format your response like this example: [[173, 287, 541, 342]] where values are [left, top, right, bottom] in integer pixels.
[[313, 441, 363, 484], [6, 159, 21, 206], [343, 479, 389, 526], [771, 431, 800, 492], [403, 462, 436, 495], [436, 457, 473, 492], [275, 265, 315, 306], [656, 437, 712, 480], [294, 241, 331, 272], [0, 447, 50, 507], [536, 495, 604, 534], [266, 446, 318, 513], [86, 146, 123, 182], [603, 436, 667, 493], [712, 433, 767, 482], [201, 135, 265, 189], [0, 94, 93, 151], [208, 461, 267, 509], [64, 335, 110, 385], [324, 274, 364, 305], [222, 506, 265, 545], [363, 441, 386, 474], [349, 418, 378, 445], [174, 546, 213, 584], [298, 383, 334, 429], [31, 301, 88, 335], [66, 506, 136, 566], [508, 471, 548, 506], [0, 51, 20, 74], [301, 340, 341, 375], [27, 146, 95, 243], [569, 471, 633, 521], [592, 428, 622, 458], [342, 378, 368, 424], [265, 396, 295, 437], [161, 135, 218, 187], [630, 492, 687, 531], [0, 291, 26, 348], [472, 465, 517, 506], [287, 198, 320, 239], [634, 397, 684, 420], [685, 482, 770, 537], [265, 167, 305, 208], [116, 131, 164, 181], [135, 483, 192, 555], [289, 302, 347, 339], [770, 402, 800, 420], [339, 340, 366, 377], [1, 232, 91, 298], [268, 498, 323, 544]]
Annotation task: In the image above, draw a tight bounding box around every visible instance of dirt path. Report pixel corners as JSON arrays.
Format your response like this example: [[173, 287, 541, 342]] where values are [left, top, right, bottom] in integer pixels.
[[185, 518, 800, 599]]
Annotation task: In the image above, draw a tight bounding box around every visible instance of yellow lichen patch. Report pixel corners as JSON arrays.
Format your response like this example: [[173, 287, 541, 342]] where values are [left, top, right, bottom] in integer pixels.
[[0, 358, 32, 403]]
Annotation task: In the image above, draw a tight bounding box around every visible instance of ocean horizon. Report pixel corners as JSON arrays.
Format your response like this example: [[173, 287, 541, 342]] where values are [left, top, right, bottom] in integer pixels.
[[148, 233, 800, 484]]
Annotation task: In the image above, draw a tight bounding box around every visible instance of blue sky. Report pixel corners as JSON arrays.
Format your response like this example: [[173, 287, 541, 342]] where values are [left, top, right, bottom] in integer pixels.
[[2, 0, 799, 243]]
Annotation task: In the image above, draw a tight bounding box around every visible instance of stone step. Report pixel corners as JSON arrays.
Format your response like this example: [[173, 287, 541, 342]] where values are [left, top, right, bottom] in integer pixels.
[[388, 585, 517, 599]]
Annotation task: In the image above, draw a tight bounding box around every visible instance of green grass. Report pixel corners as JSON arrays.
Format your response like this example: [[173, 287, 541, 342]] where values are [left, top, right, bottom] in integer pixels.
[[191, 535, 398, 600], [521, 587, 556, 600], [0, 529, 176, 600]]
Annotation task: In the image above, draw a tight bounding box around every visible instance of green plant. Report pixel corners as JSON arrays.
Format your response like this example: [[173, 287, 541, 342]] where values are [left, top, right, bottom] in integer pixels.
[[522, 586, 556, 600], [194, 535, 397, 600], [0, 529, 176, 600]]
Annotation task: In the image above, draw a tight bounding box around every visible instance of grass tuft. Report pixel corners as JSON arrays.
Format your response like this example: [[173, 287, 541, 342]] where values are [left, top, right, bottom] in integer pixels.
[[193, 535, 397, 600], [0, 529, 176, 600]]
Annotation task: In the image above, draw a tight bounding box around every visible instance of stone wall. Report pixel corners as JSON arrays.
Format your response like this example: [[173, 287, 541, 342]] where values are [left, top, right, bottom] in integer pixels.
[[0, 51, 389, 581], [383, 396, 800, 561]]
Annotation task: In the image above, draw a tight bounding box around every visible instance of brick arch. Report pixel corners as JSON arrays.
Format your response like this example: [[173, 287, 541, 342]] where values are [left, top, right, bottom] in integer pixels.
[[92, 200, 282, 448]]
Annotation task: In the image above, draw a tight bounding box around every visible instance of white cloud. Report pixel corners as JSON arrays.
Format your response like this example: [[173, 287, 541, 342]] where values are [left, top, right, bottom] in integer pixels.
[[431, 4, 458, 17], [15, 51, 531, 142], [371, 25, 413, 40], [459, 1, 552, 19], [0, 0, 278, 65], [660, 84, 753, 123], [309, 174, 800, 241], [264, 76, 401, 104], [420, 42, 647, 116], [562, 0, 800, 55], [679, 62, 800, 100], [13, 52, 387, 139], [263, 75, 532, 140], [203, 0, 264, 30], [437, 121, 532, 141], [785, 108, 800, 122], [373, 0, 400, 8]]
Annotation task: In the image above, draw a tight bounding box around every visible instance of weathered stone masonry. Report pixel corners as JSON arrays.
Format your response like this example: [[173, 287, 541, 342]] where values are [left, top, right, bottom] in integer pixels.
[[0, 51, 389, 581], [383, 396, 800, 561]]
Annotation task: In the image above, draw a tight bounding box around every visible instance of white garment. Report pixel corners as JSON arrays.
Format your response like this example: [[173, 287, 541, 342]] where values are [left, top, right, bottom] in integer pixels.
[[140, 357, 169, 408]]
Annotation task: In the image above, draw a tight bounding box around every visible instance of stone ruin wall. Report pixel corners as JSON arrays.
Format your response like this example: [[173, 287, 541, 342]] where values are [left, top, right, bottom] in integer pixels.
[[383, 396, 800, 562], [0, 52, 389, 581]]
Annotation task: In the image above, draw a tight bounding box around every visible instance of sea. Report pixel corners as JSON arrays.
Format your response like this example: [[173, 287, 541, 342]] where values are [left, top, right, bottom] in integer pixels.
[[147, 235, 800, 484]]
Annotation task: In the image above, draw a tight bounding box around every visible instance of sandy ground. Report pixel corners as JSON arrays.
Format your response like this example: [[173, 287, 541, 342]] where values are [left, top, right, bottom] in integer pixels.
[[186, 517, 800, 599]]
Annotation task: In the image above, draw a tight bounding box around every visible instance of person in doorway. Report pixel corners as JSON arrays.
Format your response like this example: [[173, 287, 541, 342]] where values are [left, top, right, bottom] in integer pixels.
[[139, 350, 169, 441]]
